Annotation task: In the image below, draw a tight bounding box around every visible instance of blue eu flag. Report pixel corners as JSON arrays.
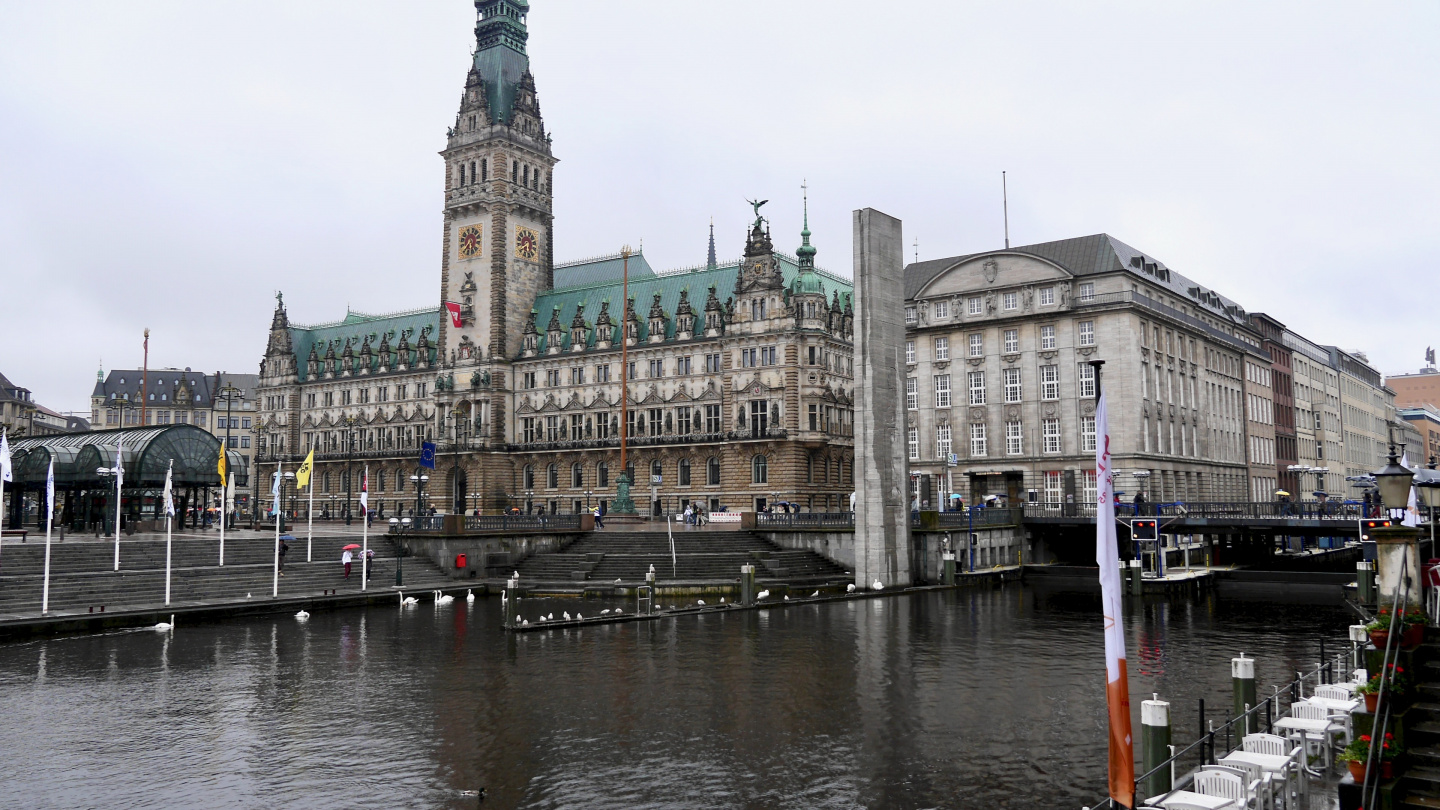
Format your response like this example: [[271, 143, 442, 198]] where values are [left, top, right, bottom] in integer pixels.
[[420, 441, 437, 470]]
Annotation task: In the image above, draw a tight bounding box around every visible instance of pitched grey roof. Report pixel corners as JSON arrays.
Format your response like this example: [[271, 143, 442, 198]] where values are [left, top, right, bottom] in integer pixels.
[[93, 369, 214, 407], [903, 233, 1253, 328]]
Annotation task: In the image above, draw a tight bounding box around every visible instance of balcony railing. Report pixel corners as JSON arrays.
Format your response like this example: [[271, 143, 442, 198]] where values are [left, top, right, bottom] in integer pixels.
[[508, 428, 792, 453]]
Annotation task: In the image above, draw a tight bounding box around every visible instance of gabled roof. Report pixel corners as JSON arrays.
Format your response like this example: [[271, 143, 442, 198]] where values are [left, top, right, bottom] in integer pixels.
[[93, 368, 214, 407], [288, 307, 441, 382], [903, 233, 1252, 328]]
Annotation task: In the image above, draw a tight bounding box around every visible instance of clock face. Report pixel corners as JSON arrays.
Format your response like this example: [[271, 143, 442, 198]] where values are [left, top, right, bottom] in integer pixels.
[[515, 226, 539, 261], [458, 225, 483, 259]]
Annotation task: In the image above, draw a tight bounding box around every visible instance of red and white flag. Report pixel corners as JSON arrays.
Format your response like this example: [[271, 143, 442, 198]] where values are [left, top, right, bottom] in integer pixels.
[[1096, 388, 1134, 807], [444, 302, 463, 328], [359, 468, 369, 513]]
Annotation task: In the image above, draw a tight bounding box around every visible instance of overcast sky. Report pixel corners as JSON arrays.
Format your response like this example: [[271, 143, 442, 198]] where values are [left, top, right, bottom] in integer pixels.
[[3, 1, 1437, 413]]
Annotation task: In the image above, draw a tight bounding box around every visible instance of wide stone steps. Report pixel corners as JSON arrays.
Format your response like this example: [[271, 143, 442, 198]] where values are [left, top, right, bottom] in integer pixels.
[[515, 530, 849, 583]]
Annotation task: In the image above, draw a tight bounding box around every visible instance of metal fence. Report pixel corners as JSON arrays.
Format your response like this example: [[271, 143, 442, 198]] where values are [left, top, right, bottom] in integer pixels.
[[756, 512, 855, 529], [1024, 501, 1382, 521], [463, 514, 582, 532]]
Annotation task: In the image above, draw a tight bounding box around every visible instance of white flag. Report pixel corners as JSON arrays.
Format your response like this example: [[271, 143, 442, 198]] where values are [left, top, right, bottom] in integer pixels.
[[1094, 388, 1134, 806], [0, 430, 11, 483], [45, 456, 54, 514], [271, 469, 282, 515], [163, 460, 175, 517], [359, 467, 369, 513], [1402, 452, 1421, 527], [114, 438, 124, 490]]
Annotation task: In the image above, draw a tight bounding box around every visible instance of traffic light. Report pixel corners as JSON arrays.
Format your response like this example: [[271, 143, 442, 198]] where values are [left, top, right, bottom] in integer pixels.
[[1131, 519, 1159, 541], [1361, 519, 1391, 541]]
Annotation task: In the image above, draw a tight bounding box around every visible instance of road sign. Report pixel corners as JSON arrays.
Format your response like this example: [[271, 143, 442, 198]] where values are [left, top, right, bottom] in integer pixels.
[[651, 474, 662, 485]]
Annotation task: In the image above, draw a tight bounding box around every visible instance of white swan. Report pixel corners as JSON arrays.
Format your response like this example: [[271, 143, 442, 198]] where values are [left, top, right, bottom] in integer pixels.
[[719, 597, 726, 603], [435, 591, 455, 605], [783, 595, 790, 601], [153, 614, 175, 632], [811, 591, 820, 597], [521, 619, 530, 626], [576, 613, 583, 620], [400, 592, 418, 606], [295, 610, 310, 621], [600, 609, 611, 615], [614, 578, 623, 585], [466, 589, 475, 603], [537, 616, 546, 622], [563, 611, 571, 621], [756, 590, 770, 600], [872, 579, 885, 591], [547, 613, 554, 620], [697, 600, 705, 606], [846, 583, 856, 593]]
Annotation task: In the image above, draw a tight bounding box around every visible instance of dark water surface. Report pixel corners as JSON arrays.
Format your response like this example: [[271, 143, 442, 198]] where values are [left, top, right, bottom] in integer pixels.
[[0, 586, 1352, 809]]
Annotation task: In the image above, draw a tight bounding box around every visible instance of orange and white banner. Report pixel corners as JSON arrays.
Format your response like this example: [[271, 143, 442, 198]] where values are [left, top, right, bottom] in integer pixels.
[[1096, 389, 1135, 807]]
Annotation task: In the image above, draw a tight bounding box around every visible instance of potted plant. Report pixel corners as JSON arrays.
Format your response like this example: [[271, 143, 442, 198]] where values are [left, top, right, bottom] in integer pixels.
[[1339, 732, 1399, 781], [1355, 663, 1411, 713], [1368, 608, 1396, 648], [1402, 606, 1426, 649]]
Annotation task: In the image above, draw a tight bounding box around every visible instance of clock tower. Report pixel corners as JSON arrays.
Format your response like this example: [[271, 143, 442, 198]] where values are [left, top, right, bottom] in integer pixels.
[[440, 0, 556, 371]]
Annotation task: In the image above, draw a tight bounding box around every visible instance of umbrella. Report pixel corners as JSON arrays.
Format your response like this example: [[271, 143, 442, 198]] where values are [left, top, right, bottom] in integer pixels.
[[342, 543, 361, 550], [948, 493, 963, 499], [280, 534, 297, 541], [1274, 490, 1291, 497]]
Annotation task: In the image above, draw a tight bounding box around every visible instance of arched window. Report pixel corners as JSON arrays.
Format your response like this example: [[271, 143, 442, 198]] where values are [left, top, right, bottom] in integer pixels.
[[547, 463, 558, 489], [323, 471, 331, 492], [571, 462, 583, 488], [752, 455, 768, 485], [707, 457, 721, 486], [523, 464, 534, 490], [598, 462, 609, 488], [678, 458, 691, 487], [480, 159, 487, 181], [651, 459, 662, 479]]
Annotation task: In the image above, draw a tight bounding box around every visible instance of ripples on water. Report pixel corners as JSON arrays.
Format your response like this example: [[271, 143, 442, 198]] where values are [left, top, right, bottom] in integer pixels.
[[0, 585, 1352, 809]]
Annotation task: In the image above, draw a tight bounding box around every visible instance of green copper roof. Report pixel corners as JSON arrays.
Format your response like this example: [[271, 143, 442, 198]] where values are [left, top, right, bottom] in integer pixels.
[[288, 307, 440, 382], [552, 251, 655, 289], [473, 0, 531, 124]]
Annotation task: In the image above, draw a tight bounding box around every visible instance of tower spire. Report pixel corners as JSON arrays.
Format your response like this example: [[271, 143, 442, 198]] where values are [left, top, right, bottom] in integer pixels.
[[706, 218, 717, 270], [796, 179, 817, 269]]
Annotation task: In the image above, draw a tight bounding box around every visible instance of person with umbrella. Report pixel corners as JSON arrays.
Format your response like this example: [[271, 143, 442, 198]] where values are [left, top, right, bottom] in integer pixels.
[[279, 534, 293, 575], [342, 545, 357, 579]]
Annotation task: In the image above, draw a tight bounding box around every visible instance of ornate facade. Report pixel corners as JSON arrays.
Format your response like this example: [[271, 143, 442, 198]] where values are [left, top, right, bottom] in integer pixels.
[[254, 1, 855, 518]]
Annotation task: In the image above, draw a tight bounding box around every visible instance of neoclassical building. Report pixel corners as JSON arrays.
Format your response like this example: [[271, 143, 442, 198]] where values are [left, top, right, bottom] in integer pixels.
[[254, 0, 855, 518]]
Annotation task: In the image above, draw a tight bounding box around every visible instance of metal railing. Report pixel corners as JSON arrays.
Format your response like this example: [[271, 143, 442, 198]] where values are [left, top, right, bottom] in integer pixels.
[[756, 512, 855, 529], [907, 507, 1024, 529], [464, 514, 582, 532], [1023, 501, 1373, 522], [1081, 638, 1367, 810]]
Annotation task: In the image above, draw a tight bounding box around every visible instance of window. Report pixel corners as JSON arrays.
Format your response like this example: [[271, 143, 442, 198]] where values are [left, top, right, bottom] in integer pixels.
[[677, 408, 692, 434], [545, 415, 560, 441], [904, 307, 917, 324], [1003, 329, 1018, 354], [970, 424, 987, 457], [649, 359, 664, 378], [968, 297, 983, 316], [1044, 471, 1063, 504], [1042, 419, 1061, 453], [750, 400, 770, 435], [934, 300, 949, 319], [907, 427, 919, 460], [963, 334, 981, 359], [595, 364, 610, 383], [679, 458, 691, 486], [570, 367, 584, 385], [707, 456, 721, 485], [749, 298, 767, 320], [1003, 292, 1017, 311], [968, 371, 986, 405], [808, 403, 819, 430], [1005, 421, 1023, 455], [650, 459, 663, 483], [934, 374, 951, 408], [937, 424, 952, 458], [1039, 287, 1055, 306], [1041, 365, 1059, 400], [742, 348, 758, 368], [761, 346, 777, 365], [241, 417, 252, 429], [523, 465, 535, 489], [752, 455, 768, 484], [627, 361, 636, 380], [705, 353, 722, 373], [545, 369, 561, 386], [1083, 470, 1098, 503], [934, 337, 949, 361], [571, 414, 584, 441], [648, 408, 663, 437], [1079, 282, 1095, 301], [598, 462, 610, 488], [547, 464, 558, 488], [677, 356, 692, 375], [1078, 363, 1096, 398], [1003, 368, 1022, 403], [1040, 325, 1056, 350], [905, 340, 916, 364], [1078, 321, 1095, 346], [1082, 416, 1097, 452], [572, 463, 583, 488], [906, 378, 918, 410]]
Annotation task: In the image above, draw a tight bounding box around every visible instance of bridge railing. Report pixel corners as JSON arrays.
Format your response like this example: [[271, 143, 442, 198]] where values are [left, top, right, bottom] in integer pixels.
[[756, 512, 855, 529], [464, 514, 582, 532], [1022, 501, 1371, 521]]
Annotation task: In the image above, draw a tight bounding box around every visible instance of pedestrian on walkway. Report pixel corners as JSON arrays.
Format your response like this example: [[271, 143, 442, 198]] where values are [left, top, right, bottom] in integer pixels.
[[593, 506, 604, 529], [342, 548, 353, 579], [365, 548, 375, 581], [278, 537, 290, 575]]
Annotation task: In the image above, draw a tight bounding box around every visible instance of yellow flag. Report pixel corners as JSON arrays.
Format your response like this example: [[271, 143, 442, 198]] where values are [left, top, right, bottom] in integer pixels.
[[217, 447, 227, 479], [295, 448, 315, 489]]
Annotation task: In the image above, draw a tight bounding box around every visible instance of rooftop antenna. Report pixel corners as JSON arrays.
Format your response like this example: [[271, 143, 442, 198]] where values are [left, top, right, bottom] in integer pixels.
[[913, 237, 919, 264], [1002, 171, 1010, 249]]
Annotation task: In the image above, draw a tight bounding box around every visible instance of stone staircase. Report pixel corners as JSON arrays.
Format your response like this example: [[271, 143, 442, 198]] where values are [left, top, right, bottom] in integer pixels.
[[1399, 641, 1440, 808], [0, 533, 451, 617], [513, 529, 850, 585]]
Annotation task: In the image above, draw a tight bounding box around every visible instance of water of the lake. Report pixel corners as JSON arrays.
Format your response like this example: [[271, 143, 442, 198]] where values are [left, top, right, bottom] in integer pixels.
[[0, 585, 1354, 809]]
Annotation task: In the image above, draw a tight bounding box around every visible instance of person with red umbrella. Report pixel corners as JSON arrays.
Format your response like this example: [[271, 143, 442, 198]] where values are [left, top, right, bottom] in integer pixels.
[[342, 544, 359, 579]]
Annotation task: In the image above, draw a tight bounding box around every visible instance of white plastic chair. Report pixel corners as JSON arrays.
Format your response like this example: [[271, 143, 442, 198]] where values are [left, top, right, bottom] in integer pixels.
[[1241, 734, 1303, 808], [1194, 769, 1254, 808], [1204, 763, 1268, 810], [1291, 701, 1345, 772]]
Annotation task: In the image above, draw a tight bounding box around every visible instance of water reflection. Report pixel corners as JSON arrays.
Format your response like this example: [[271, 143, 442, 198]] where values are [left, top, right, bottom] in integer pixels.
[[0, 585, 1351, 809]]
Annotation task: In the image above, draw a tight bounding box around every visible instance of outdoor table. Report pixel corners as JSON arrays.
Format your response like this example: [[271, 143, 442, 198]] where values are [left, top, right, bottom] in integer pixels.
[[1274, 716, 1339, 777], [1306, 697, 1357, 713], [1222, 750, 1303, 808], [1155, 790, 1237, 809]]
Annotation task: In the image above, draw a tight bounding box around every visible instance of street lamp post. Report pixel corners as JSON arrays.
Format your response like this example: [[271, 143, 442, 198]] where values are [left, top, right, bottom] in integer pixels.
[[344, 415, 357, 525], [215, 383, 241, 528]]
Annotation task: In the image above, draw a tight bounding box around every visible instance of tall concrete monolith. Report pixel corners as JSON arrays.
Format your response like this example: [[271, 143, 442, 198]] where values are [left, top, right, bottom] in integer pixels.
[[852, 208, 912, 589]]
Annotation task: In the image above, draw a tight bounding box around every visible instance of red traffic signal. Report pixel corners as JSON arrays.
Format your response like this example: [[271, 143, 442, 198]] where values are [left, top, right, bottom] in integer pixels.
[[1131, 519, 1159, 541], [1361, 519, 1391, 541]]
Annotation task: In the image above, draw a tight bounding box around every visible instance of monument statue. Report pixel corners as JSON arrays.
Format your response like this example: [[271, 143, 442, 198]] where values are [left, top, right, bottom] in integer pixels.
[[746, 198, 769, 230]]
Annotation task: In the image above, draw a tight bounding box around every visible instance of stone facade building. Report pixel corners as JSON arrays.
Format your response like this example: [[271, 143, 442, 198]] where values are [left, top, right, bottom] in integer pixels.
[[902, 234, 1262, 509], [1387, 366, 1440, 411], [1286, 331, 1346, 496], [1251, 314, 1298, 495], [254, 1, 855, 518]]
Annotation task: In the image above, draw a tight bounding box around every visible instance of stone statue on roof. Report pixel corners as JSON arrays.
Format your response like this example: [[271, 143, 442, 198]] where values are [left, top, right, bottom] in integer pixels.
[[746, 198, 768, 230]]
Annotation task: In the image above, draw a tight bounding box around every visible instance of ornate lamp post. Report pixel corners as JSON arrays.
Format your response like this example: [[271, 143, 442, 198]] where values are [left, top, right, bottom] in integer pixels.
[[343, 415, 357, 525], [1375, 447, 1415, 522]]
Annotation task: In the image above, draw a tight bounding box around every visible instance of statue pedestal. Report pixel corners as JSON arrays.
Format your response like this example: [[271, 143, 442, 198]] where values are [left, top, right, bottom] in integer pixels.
[[606, 473, 641, 526]]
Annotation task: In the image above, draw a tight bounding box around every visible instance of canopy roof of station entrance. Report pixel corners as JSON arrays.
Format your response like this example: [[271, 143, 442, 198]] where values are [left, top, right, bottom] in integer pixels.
[[7, 425, 248, 489]]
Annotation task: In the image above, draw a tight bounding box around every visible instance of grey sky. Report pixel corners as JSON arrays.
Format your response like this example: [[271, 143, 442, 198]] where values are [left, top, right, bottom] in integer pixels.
[[3, 1, 1436, 413]]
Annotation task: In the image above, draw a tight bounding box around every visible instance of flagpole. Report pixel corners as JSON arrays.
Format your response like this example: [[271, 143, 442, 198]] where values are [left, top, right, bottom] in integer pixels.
[[306, 474, 314, 563], [218, 471, 226, 566], [361, 465, 369, 593], [42, 457, 53, 615], [273, 461, 282, 598], [113, 440, 124, 572], [164, 460, 173, 606], [0, 430, 9, 573]]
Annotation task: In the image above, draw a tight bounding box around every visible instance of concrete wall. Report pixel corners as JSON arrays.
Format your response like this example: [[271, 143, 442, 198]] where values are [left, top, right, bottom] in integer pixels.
[[407, 532, 583, 578], [759, 526, 1026, 584]]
